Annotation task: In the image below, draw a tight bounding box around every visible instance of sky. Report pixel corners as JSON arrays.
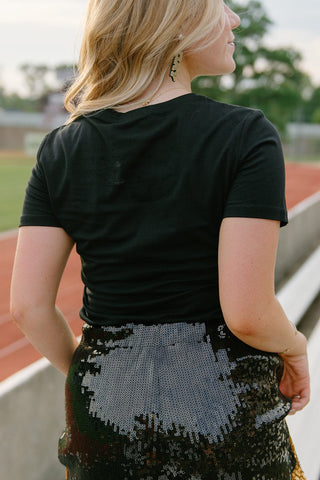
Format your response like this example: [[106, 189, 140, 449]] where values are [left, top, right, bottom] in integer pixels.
[[1, 0, 320, 94]]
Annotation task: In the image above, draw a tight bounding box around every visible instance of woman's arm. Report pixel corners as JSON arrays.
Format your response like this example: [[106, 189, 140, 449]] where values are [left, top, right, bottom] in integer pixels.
[[10, 226, 80, 376], [218, 217, 310, 412]]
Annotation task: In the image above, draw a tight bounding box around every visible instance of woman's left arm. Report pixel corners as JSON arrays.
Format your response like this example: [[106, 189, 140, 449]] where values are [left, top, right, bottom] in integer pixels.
[[10, 226, 80, 376]]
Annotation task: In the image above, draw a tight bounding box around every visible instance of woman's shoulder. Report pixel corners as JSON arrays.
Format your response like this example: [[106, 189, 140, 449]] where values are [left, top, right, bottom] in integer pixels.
[[189, 94, 279, 139], [191, 93, 264, 122], [36, 116, 89, 167], [42, 116, 86, 149]]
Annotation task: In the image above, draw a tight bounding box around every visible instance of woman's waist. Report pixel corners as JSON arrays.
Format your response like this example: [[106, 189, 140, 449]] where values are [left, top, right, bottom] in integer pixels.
[[81, 286, 223, 327]]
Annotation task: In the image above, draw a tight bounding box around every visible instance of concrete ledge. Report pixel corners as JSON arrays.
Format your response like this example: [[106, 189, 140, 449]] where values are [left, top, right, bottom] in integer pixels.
[[0, 358, 66, 480], [287, 318, 320, 480], [276, 191, 320, 283], [276, 245, 320, 325]]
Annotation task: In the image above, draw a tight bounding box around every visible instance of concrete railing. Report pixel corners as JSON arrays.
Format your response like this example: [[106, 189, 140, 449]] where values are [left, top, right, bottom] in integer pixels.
[[277, 245, 320, 326], [0, 359, 66, 480], [276, 190, 320, 284], [276, 247, 320, 479], [287, 319, 320, 480]]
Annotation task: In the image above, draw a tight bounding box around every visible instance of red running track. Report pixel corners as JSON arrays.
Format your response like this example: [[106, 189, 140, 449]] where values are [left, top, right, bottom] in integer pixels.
[[1, 162, 320, 382]]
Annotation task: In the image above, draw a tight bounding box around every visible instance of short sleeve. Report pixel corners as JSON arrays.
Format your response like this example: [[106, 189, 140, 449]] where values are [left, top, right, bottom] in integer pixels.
[[223, 110, 288, 227], [19, 135, 62, 228]]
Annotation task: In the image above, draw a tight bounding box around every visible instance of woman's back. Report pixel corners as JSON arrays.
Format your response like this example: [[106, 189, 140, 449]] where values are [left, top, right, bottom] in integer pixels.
[[21, 93, 286, 326]]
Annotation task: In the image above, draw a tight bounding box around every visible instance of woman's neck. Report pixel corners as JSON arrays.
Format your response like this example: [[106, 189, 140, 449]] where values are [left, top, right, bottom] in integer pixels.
[[114, 66, 192, 113]]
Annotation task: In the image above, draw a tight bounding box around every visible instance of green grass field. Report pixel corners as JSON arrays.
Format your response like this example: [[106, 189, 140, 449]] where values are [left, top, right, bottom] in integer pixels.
[[0, 154, 35, 232]]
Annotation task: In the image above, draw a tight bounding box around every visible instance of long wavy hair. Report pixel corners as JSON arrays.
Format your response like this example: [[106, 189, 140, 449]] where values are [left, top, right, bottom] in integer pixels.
[[65, 0, 225, 123]]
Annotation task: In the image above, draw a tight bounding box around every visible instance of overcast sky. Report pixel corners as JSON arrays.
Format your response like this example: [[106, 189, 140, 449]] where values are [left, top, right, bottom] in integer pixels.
[[1, 0, 319, 94]]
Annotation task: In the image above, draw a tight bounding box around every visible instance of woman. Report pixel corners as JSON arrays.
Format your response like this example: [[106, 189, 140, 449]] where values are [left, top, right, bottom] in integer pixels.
[[11, 0, 310, 479]]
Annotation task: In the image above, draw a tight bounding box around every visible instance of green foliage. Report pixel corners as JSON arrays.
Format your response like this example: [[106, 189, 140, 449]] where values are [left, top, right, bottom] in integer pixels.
[[192, 0, 313, 132], [0, 63, 75, 112], [312, 109, 320, 124], [302, 87, 320, 123], [19, 64, 51, 99], [0, 87, 39, 112]]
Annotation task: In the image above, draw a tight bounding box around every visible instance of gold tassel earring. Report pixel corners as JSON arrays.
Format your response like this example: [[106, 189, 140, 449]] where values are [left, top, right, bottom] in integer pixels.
[[169, 52, 183, 82]]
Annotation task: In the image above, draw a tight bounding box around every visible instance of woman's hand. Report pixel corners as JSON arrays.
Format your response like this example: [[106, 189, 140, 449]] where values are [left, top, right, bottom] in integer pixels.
[[279, 351, 310, 415]]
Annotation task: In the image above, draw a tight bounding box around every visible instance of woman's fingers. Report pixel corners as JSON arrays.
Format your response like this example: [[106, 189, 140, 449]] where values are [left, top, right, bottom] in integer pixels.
[[278, 354, 310, 414], [292, 388, 310, 410], [289, 394, 309, 414]]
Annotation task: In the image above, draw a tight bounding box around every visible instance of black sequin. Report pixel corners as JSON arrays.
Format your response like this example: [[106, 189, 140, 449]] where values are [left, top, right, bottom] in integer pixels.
[[58, 321, 299, 479]]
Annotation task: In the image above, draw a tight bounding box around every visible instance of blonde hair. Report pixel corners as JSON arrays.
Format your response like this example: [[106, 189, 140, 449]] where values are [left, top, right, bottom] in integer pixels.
[[65, 0, 225, 123]]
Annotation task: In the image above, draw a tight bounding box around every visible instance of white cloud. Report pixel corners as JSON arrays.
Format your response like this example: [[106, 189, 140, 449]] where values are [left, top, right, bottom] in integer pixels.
[[1, 22, 82, 67], [1, 0, 87, 26], [262, 0, 320, 32], [303, 38, 320, 83], [264, 26, 320, 83]]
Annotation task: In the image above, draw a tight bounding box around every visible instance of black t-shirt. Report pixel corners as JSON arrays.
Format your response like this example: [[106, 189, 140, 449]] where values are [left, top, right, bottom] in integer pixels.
[[20, 93, 288, 327]]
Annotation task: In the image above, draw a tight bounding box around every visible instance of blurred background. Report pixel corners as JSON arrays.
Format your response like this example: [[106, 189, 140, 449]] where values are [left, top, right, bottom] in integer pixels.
[[0, 1, 319, 479]]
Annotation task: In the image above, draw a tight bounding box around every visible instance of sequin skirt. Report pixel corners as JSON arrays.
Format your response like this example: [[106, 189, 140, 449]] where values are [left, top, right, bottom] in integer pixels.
[[58, 321, 303, 480]]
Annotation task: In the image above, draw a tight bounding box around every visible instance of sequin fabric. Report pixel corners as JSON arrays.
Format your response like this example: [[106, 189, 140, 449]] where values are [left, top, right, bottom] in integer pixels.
[[58, 321, 300, 479]]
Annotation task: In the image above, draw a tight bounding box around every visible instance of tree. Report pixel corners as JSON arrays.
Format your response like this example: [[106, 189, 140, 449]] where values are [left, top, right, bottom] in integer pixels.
[[19, 64, 52, 99], [0, 85, 39, 112], [192, 0, 312, 131], [54, 64, 77, 91], [302, 87, 320, 123]]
